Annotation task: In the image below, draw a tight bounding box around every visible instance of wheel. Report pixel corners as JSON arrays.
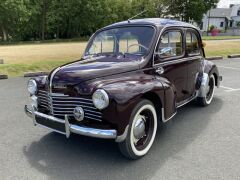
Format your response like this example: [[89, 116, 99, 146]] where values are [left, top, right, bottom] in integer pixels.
[[118, 99, 157, 160], [197, 74, 215, 106]]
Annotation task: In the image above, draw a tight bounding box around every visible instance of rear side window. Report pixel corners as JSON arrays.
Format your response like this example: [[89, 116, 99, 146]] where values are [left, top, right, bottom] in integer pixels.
[[156, 30, 183, 59], [186, 31, 200, 55]]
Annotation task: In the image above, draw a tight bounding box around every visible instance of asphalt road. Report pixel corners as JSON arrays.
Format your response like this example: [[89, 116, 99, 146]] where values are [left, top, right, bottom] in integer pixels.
[[1, 59, 240, 180]]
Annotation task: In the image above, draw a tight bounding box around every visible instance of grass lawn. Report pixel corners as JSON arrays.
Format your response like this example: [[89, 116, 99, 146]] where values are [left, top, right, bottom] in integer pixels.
[[0, 40, 240, 77], [202, 36, 240, 40], [204, 40, 240, 57]]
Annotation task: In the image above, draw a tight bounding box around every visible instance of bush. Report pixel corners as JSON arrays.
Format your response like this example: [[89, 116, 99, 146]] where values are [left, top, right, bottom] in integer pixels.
[[209, 25, 215, 32]]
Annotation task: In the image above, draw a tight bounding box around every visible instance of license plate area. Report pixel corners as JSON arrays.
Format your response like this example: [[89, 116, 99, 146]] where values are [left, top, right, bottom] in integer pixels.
[[35, 116, 65, 133]]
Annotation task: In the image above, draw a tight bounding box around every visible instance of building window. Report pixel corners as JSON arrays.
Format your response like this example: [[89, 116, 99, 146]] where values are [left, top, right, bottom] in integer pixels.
[[238, 10, 240, 16], [220, 22, 224, 27]]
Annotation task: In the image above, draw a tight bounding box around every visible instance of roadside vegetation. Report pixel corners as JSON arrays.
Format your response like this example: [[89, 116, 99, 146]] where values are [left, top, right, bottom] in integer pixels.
[[202, 36, 240, 40], [0, 0, 217, 42]]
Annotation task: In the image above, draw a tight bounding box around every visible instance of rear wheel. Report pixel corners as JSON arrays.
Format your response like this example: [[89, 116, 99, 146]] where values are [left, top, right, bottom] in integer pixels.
[[118, 99, 157, 159], [197, 74, 215, 106]]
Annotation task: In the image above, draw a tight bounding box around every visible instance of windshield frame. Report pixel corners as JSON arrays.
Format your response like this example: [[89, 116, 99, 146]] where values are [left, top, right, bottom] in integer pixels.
[[83, 25, 157, 58]]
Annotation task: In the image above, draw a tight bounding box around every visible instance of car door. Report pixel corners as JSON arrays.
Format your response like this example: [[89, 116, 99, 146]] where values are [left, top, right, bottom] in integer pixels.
[[154, 28, 188, 104], [185, 29, 203, 98]]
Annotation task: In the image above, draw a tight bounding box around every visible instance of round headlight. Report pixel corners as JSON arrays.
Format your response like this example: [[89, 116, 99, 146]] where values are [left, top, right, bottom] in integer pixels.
[[27, 79, 37, 95], [92, 89, 109, 110]]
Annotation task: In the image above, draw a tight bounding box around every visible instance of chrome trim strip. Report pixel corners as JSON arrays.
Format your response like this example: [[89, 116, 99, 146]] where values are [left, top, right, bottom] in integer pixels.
[[24, 105, 116, 139], [84, 113, 102, 118], [52, 103, 97, 110], [161, 107, 177, 123], [53, 113, 73, 116], [84, 115, 102, 121], [52, 100, 94, 105], [177, 93, 197, 108], [52, 96, 93, 101], [52, 107, 101, 115], [158, 56, 202, 67], [161, 92, 197, 123], [49, 67, 61, 94], [51, 93, 69, 97], [39, 98, 49, 103], [40, 104, 50, 109]]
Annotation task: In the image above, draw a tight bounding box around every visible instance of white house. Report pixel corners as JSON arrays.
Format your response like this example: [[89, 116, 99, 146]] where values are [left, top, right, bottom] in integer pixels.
[[201, 4, 240, 31]]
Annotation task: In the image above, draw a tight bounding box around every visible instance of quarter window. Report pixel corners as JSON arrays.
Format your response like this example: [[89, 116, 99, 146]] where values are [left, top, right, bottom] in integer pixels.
[[186, 31, 200, 55], [156, 30, 183, 59]]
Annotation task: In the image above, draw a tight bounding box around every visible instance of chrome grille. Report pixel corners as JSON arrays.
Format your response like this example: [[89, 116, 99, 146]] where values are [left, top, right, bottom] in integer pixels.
[[37, 90, 102, 121]]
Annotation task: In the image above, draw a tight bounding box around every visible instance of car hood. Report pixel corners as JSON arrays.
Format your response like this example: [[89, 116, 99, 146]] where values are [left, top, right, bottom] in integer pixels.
[[50, 56, 140, 86]]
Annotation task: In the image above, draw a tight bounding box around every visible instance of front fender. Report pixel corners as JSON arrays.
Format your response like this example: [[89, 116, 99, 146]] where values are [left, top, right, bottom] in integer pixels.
[[95, 73, 166, 135]]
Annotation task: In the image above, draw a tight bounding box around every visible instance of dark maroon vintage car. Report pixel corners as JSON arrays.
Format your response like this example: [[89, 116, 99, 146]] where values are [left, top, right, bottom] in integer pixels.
[[25, 18, 222, 159]]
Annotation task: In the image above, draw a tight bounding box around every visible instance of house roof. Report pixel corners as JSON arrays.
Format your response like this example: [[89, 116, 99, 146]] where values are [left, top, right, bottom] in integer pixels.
[[208, 8, 232, 19]]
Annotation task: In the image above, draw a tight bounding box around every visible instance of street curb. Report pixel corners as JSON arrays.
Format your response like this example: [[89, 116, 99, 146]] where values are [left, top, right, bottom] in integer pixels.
[[0, 74, 8, 80], [228, 54, 240, 58], [24, 71, 49, 77], [205, 56, 223, 60]]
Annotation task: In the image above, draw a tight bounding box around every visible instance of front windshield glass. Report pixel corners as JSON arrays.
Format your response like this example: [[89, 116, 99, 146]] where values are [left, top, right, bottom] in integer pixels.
[[85, 26, 155, 57]]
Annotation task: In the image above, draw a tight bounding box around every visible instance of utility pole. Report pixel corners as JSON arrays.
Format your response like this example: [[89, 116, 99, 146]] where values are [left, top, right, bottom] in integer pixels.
[[207, 9, 211, 36]]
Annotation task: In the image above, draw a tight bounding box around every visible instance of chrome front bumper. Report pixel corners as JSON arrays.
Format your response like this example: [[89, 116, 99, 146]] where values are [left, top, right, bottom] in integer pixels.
[[24, 105, 118, 140]]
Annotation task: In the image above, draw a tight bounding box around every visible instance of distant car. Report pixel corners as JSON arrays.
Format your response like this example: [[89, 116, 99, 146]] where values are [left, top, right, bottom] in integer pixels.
[[25, 18, 222, 159]]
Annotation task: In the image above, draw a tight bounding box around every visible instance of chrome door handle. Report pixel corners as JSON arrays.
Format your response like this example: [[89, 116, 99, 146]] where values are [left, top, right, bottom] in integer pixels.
[[156, 67, 164, 75]]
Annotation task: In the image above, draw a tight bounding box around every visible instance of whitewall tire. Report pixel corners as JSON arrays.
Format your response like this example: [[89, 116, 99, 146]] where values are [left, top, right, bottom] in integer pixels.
[[197, 74, 215, 106], [118, 99, 157, 159]]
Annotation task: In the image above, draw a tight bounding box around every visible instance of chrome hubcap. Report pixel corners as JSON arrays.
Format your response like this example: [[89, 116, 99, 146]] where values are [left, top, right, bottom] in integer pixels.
[[133, 115, 146, 144]]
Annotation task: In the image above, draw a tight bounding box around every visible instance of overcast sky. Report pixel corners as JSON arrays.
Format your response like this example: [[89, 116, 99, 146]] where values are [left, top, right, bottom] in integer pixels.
[[218, 0, 240, 7]]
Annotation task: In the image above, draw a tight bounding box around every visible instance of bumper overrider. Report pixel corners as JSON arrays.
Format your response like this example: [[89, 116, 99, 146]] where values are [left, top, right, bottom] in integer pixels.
[[24, 105, 126, 142]]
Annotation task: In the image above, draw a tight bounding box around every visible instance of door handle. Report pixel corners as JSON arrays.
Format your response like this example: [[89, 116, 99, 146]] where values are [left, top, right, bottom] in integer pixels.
[[156, 67, 164, 75]]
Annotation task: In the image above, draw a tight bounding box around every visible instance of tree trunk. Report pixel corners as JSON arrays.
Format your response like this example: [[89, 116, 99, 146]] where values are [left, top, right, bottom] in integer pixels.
[[41, 0, 48, 40], [1, 26, 8, 41]]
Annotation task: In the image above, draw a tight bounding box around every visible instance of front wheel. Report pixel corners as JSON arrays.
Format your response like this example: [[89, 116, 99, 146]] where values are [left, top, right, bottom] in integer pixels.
[[118, 99, 157, 159], [197, 74, 215, 106]]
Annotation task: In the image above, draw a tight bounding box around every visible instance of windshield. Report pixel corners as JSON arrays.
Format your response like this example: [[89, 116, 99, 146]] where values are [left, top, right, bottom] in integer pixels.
[[84, 26, 155, 57]]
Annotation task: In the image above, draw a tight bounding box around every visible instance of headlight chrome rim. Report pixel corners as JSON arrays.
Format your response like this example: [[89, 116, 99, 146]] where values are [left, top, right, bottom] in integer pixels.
[[27, 79, 37, 95], [92, 89, 109, 110]]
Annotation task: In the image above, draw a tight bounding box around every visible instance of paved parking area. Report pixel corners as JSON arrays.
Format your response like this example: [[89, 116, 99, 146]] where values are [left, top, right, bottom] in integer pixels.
[[0, 59, 240, 180]]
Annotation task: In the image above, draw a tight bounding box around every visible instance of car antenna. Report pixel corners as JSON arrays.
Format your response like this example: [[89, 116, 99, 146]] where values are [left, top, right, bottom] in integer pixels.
[[128, 10, 147, 23]]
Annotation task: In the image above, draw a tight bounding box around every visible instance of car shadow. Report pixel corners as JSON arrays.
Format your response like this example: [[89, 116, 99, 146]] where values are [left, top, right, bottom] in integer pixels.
[[23, 97, 223, 180]]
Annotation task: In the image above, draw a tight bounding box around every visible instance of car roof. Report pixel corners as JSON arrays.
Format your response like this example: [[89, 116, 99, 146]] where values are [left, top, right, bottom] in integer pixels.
[[104, 18, 197, 29]]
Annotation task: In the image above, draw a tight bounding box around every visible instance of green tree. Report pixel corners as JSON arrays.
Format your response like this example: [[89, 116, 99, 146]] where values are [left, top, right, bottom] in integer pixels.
[[0, 0, 28, 41], [162, 0, 219, 24]]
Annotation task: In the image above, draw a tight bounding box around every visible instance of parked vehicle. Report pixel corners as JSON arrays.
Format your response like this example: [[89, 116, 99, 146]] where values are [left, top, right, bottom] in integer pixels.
[[25, 18, 222, 159]]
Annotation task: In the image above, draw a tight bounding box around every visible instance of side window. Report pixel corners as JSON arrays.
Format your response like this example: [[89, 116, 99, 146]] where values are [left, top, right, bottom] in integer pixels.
[[186, 31, 200, 55], [156, 30, 183, 59]]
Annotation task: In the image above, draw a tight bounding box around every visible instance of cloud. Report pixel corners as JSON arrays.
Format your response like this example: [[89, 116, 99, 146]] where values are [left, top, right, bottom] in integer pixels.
[[218, 0, 240, 8]]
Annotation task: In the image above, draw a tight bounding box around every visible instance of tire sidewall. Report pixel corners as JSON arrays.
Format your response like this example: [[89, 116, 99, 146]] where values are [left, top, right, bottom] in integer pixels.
[[124, 99, 157, 158], [205, 74, 215, 105]]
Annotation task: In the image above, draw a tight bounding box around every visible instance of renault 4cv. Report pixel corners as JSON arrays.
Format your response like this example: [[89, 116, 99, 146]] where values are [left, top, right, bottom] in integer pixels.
[[25, 18, 222, 159]]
